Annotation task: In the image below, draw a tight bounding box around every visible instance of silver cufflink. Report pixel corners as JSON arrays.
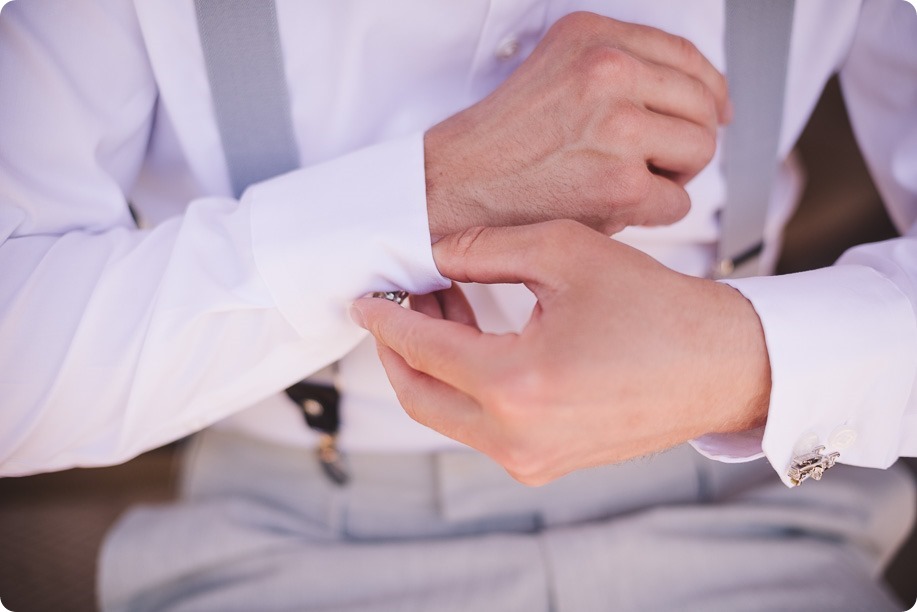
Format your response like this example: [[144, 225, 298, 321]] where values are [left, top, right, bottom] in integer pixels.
[[787, 445, 840, 487], [371, 290, 409, 305]]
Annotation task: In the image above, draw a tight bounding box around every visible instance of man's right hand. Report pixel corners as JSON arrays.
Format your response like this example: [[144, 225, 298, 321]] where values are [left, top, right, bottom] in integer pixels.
[[352, 221, 771, 486], [425, 12, 731, 237]]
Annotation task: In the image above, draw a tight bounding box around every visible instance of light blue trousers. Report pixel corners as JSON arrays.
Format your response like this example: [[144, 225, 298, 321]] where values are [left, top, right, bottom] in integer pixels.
[[99, 429, 915, 611]]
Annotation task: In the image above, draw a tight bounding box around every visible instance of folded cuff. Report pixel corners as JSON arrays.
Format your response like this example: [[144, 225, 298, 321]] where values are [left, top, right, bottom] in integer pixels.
[[248, 133, 450, 339], [696, 265, 917, 487]]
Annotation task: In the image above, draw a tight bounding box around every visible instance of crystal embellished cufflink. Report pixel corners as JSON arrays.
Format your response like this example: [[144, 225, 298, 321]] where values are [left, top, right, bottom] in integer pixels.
[[371, 290, 409, 305], [787, 445, 840, 487]]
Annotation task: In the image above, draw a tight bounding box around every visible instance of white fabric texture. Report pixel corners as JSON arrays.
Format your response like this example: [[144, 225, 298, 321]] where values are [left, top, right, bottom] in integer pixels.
[[0, 0, 916, 487]]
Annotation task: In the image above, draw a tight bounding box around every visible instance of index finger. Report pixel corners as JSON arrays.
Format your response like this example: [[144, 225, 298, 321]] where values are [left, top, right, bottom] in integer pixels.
[[351, 296, 503, 397], [431, 222, 603, 298]]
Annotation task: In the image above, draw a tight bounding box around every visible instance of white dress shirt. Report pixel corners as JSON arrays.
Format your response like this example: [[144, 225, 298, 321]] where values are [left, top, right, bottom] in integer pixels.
[[0, 0, 915, 488]]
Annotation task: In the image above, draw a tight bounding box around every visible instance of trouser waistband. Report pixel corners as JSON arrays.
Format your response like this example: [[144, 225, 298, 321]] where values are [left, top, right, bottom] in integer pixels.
[[179, 428, 776, 539]]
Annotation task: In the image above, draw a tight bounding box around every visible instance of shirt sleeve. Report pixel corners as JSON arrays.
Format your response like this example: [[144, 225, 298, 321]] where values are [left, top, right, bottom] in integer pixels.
[[691, 0, 917, 487], [0, 2, 448, 475]]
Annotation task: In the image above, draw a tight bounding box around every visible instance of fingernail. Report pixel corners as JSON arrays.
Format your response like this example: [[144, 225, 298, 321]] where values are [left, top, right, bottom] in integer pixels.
[[349, 303, 366, 328]]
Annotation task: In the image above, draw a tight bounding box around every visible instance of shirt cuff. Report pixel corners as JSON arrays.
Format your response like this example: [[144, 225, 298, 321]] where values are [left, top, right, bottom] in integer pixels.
[[246, 132, 450, 338], [693, 265, 917, 487], [689, 427, 766, 464]]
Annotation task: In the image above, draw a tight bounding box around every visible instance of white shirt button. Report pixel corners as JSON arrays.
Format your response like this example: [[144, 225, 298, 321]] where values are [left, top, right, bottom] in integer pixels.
[[494, 35, 521, 61], [829, 426, 857, 450]]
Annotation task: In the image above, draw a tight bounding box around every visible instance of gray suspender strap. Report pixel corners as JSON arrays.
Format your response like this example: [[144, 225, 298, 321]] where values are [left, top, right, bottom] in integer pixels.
[[715, 0, 796, 279], [195, 0, 300, 198], [195, 1, 349, 484]]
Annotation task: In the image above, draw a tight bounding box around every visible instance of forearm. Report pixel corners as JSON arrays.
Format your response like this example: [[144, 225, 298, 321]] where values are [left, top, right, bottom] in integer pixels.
[[1, 135, 448, 475]]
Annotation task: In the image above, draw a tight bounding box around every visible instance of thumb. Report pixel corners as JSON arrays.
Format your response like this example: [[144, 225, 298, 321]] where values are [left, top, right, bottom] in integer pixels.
[[432, 221, 591, 294]]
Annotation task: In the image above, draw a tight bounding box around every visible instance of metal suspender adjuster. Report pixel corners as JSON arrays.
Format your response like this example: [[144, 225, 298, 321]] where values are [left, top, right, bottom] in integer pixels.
[[283, 291, 408, 486], [285, 381, 349, 485], [711, 241, 764, 279]]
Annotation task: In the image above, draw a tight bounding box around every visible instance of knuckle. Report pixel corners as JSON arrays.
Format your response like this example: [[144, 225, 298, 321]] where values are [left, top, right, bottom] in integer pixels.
[[581, 46, 635, 85], [396, 322, 427, 372], [619, 166, 653, 208], [700, 82, 717, 114], [503, 363, 550, 410], [671, 188, 691, 221], [591, 100, 644, 151], [698, 129, 717, 164], [673, 34, 701, 65], [659, 187, 691, 225], [695, 81, 719, 126], [450, 225, 489, 259], [551, 11, 599, 38], [482, 362, 547, 425], [609, 102, 645, 140]]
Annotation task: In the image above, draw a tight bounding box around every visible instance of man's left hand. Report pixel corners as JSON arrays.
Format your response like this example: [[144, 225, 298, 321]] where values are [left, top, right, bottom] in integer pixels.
[[351, 221, 771, 485]]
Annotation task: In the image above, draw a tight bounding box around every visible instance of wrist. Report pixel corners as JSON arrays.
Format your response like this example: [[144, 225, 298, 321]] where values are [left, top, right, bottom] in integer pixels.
[[423, 121, 486, 237], [702, 280, 772, 436]]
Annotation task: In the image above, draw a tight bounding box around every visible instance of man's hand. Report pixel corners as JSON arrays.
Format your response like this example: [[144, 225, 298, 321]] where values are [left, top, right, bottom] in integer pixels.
[[425, 12, 732, 237], [351, 221, 770, 486]]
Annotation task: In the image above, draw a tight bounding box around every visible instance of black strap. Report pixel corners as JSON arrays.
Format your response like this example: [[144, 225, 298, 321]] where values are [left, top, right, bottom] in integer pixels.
[[284, 381, 341, 435]]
